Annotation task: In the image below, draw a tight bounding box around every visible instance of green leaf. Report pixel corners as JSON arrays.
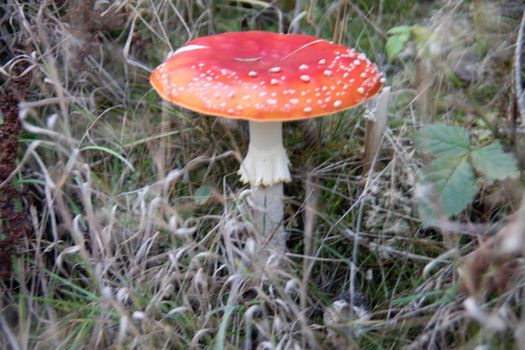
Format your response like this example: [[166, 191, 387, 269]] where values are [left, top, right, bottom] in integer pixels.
[[80, 145, 135, 171], [13, 198, 23, 212], [194, 185, 212, 205], [386, 32, 411, 59], [415, 124, 471, 158], [215, 304, 238, 350], [471, 141, 519, 180], [415, 183, 440, 227], [420, 157, 477, 217]]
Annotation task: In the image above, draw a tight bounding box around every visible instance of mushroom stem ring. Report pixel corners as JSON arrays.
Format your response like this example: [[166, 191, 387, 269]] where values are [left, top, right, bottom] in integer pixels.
[[239, 121, 290, 187]]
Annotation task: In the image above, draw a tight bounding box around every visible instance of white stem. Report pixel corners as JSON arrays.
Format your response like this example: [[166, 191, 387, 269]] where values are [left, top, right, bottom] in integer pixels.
[[238, 121, 290, 250], [250, 183, 286, 250]]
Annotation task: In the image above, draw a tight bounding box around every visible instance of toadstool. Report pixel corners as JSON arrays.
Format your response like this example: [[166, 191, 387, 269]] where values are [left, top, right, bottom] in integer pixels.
[[150, 31, 384, 250]]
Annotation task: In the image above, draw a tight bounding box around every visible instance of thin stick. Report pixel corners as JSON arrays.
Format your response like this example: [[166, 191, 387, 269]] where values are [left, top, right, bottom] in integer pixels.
[[363, 87, 391, 175], [514, 10, 525, 164], [515, 10, 525, 123]]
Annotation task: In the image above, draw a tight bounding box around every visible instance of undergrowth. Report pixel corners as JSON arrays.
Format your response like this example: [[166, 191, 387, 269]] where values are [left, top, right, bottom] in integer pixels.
[[0, 0, 524, 349]]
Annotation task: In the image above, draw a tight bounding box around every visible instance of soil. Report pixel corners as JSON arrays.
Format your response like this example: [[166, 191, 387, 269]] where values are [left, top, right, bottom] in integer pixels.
[[0, 63, 31, 278]]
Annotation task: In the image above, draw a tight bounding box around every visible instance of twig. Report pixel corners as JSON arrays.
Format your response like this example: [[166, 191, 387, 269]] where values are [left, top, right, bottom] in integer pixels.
[[363, 87, 391, 175], [515, 10, 525, 123]]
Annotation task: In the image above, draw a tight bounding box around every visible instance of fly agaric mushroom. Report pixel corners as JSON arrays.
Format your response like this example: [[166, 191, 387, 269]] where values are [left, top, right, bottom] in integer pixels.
[[150, 31, 383, 249]]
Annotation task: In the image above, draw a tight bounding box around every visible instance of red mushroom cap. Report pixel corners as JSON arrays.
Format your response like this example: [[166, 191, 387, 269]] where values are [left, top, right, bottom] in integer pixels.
[[150, 31, 383, 122]]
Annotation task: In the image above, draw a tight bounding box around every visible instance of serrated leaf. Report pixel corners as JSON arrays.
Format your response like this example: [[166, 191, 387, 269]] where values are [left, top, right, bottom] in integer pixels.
[[471, 141, 519, 180], [415, 182, 440, 227], [386, 32, 410, 60], [415, 124, 471, 158], [420, 157, 477, 217], [194, 185, 212, 205]]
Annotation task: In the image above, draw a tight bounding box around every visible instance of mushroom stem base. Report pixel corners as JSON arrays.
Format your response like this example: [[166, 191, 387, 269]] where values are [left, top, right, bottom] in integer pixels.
[[250, 183, 285, 251], [239, 121, 289, 250]]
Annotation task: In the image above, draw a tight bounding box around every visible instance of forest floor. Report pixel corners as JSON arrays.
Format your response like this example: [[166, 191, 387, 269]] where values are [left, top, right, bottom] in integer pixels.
[[1, 0, 525, 349]]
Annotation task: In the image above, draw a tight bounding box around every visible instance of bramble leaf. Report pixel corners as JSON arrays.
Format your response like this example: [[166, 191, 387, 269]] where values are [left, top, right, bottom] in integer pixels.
[[415, 124, 471, 158], [420, 157, 477, 217], [471, 141, 519, 180]]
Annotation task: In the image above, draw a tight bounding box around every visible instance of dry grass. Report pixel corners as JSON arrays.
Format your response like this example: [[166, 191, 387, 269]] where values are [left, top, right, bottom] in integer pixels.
[[0, 0, 524, 349]]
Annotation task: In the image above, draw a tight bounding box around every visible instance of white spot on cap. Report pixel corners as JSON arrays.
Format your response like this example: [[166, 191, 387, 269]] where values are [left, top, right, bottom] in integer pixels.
[[318, 58, 327, 65], [270, 78, 280, 85], [358, 53, 366, 60], [228, 92, 235, 98], [323, 70, 332, 77], [269, 67, 281, 73], [267, 99, 277, 105], [333, 100, 342, 107], [357, 87, 365, 94], [248, 71, 258, 77], [300, 75, 311, 82], [304, 107, 312, 113], [290, 98, 299, 104], [380, 77, 386, 83], [299, 64, 309, 70], [360, 72, 367, 78], [354, 59, 361, 65]]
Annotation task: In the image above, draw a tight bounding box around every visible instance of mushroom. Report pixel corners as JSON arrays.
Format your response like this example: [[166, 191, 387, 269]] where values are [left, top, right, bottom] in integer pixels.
[[150, 31, 383, 250]]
